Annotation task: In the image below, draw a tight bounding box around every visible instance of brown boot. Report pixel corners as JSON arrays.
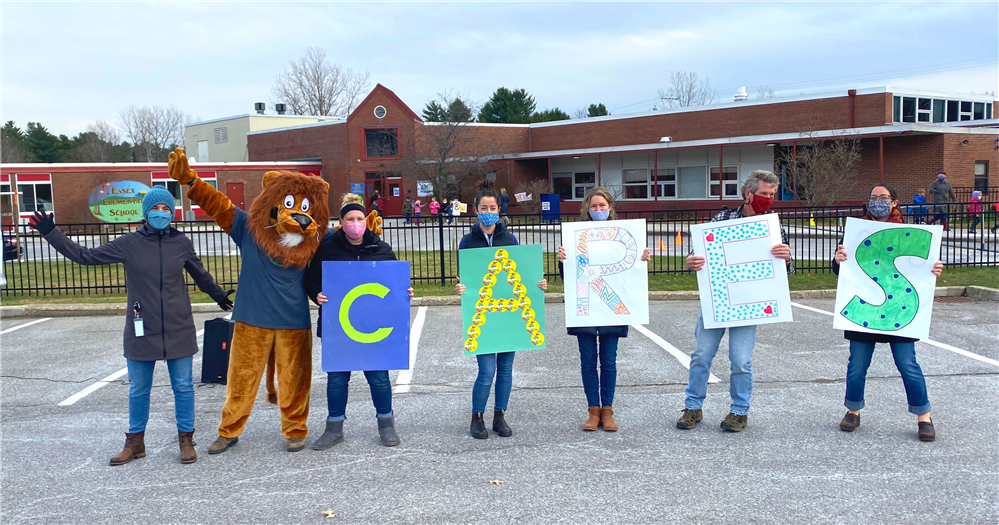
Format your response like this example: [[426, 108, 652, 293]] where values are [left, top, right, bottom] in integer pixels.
[[178, 431, 197, 464], [109, 432, 145, 466], [600, 406, 618, 432], [583, 406, 601, 431]]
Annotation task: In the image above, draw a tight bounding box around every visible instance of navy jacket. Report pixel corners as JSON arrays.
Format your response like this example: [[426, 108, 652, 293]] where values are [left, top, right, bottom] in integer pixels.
[[457, 222, 518, 249]]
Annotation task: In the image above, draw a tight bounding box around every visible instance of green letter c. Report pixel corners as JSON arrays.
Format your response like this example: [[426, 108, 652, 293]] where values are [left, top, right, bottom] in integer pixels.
[[339, 283, 394, 343]]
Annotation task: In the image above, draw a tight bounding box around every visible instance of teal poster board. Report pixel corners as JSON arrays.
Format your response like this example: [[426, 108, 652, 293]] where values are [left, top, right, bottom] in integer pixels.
[[459, 244, 547, 356]]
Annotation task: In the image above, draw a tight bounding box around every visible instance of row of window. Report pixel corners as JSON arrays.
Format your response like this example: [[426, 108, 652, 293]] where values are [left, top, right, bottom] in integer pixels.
[[892, 96, 993, 124], [552, 166, 743, 201], [1, 182, 52, 213]]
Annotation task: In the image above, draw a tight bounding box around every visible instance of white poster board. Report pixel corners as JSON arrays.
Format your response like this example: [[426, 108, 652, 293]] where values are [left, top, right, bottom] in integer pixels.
[[832, 218, 942, 340], [691, 214, 792, 328], [416, 180, 433, 197], [562, 219, 649, 327]]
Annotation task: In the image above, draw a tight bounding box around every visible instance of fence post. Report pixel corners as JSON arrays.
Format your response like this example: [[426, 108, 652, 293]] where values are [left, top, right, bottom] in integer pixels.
[[438, 213, 446, 286]]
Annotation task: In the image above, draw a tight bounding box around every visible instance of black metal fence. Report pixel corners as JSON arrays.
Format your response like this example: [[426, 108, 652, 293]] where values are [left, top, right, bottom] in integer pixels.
[[3, 202, 997, 297]]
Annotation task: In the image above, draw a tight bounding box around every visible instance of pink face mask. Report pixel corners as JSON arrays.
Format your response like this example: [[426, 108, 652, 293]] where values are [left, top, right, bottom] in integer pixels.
[[342, 221, 366, 240]]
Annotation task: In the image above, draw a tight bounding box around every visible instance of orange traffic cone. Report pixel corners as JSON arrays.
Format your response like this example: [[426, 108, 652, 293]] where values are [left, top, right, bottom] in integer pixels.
[[674, 231, 682, 246], [658, 237, 666, 251]]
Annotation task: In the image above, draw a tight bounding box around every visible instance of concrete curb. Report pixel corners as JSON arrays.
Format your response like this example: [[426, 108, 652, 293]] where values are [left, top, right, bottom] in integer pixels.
[[5, 285, 995, 319]]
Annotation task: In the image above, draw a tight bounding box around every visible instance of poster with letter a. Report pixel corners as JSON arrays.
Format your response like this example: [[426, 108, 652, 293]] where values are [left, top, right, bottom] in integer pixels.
[[832, 218, 942, 340], [691, 214, 792, 328], [459, 244, 547, 356], [322, 261, 411, 372], [562, 219, 649, 328]]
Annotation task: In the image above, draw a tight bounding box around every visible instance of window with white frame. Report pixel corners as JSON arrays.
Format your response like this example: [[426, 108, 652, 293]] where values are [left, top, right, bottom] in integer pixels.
[[151, 180, 182, 208], [710, 166, 739, 198], [677, 166, 707, 199], [16, 179, 53, 213], [623, 169, 649, 199], [552, 172, 572, 200], [573, 172, 595, 199], [894, 95, 992, 123], [654, 169, 676, 198]]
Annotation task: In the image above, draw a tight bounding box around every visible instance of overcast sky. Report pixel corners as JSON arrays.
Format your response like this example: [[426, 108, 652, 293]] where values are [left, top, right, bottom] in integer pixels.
[[2, 1, 997, 137]]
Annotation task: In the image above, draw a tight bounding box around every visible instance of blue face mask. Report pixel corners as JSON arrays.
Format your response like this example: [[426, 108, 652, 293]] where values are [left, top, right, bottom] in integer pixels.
[[589, 210, 610, 221], [147, 210, 173, 230], [478, 212, 499, 227]]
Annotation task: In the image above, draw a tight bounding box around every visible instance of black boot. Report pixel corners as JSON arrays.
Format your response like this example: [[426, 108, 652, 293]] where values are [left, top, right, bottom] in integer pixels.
[[492, 410, 512, 437], [377, 416, 400, 447], [311, 420, 344, 450], [470, 413, 488, 439]]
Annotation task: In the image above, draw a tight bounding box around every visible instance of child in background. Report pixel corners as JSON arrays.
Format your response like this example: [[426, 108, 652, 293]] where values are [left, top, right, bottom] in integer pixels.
[[968, 190, 982, 234]]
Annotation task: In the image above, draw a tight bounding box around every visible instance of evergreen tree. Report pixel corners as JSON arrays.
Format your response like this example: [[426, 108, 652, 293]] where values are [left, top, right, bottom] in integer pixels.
[[23, 122, 69, 163], [478, 88, 536, 124], [587, 103, 609, 117], [531, 107, 572, 123]]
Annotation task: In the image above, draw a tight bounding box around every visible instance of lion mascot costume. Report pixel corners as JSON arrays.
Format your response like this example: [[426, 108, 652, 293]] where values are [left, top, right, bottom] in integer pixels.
[[168, 147, 329, 453]]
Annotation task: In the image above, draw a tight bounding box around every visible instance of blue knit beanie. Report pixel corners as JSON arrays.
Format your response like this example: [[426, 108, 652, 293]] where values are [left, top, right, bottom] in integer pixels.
[[142, 186, 176, 218]]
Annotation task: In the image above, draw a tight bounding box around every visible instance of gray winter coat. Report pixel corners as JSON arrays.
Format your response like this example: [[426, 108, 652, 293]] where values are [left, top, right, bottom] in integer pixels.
[[43, 224, 227, 361], [929, 179, 956, 204]]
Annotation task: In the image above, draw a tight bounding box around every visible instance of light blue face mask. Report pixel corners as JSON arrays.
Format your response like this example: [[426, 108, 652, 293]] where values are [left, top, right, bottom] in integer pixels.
[[478, 212, 499, 226], [147, 210, 173, 230], [589, 210, 610, 221]]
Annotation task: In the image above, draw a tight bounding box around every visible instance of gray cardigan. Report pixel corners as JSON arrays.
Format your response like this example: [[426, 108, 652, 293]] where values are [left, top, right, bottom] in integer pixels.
[[43, 224, 227, 361]]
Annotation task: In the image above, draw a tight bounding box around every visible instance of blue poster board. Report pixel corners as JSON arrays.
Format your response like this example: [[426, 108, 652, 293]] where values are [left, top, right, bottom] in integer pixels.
[[350, 183, 365, 195], [321, 261, 411, 371]]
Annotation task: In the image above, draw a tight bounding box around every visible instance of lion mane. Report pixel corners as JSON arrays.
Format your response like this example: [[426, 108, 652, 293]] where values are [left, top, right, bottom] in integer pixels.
[[248, 171, 330, 269]]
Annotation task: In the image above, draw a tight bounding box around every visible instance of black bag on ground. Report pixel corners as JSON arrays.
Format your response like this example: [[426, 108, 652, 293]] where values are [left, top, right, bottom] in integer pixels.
[[201, 317, 235, 384]]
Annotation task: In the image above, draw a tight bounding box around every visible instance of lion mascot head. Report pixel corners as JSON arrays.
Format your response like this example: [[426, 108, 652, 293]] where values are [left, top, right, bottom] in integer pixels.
[[248, 171, 330, 268]]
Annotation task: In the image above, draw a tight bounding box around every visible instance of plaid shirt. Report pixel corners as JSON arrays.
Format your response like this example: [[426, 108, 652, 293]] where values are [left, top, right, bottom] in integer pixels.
[[692, 205, 795, 275]]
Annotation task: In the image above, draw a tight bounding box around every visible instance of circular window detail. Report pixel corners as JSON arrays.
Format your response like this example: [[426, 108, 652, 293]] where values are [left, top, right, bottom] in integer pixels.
[[373, 105, 387, 119]]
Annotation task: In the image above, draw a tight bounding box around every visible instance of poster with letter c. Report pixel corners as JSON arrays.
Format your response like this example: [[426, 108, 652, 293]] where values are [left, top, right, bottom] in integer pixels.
[[561, 219, 649, 328], [832, 218, 942, 340], [459, 244, 547, 356], [322, 261, 411, 372], [690, 214, 792, 328]]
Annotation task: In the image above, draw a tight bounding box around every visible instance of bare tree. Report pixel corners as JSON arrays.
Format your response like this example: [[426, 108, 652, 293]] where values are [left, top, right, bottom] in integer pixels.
[[1, 132, 26, 163], [398, 92, 492, 201], [572, 107, 588, 119], [271, 47, 371, 117], [777, 132, 863, 206], [119, 105, 190, 161], [755, 85, 776, 100], [656, 71, 716, 108], [78, 120, 121, 162]]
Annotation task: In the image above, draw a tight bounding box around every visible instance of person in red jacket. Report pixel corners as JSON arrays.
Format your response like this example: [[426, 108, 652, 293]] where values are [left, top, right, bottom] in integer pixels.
[[968, 190, 983, 234]]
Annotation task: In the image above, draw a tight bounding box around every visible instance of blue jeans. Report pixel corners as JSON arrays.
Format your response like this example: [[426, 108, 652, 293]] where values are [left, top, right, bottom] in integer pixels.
[[577, 334, 618, 407], [845, 340, 931, 415], [472, 352, 515, 414], [684, 313, 757, 415], [126, 356, 194, 433], [405, 212, 412, 224], [326, 371, 393, 421]]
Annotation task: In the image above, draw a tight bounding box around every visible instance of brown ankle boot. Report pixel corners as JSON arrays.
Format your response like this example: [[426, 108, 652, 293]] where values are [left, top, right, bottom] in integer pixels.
[[600, 406, 618, 432], [109, 432, 146, 466], [583, 406, 601, 431], [178, 431, 197, 464]]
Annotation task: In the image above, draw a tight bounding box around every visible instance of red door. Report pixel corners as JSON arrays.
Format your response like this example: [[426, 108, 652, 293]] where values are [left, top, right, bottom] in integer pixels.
[[226, 183, 245, 209], [385, 179, 403, 216]]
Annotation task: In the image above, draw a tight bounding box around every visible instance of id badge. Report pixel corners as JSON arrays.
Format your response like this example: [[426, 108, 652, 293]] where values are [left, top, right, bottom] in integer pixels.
[[134, 317, 145, 337]]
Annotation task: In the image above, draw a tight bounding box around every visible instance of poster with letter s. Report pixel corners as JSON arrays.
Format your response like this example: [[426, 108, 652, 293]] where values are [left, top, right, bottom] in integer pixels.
[[322, 261, 411, 372], [690, 214, 792, 328], [833, 218, 942, 340]]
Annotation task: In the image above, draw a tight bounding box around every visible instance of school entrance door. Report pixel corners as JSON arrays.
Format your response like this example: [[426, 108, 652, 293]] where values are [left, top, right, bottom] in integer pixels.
[[364, 173, 403, 216]]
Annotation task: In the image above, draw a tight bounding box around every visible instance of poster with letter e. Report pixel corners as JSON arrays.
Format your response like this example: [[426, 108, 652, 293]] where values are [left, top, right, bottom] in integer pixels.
[[832, 218, 942, 340], [691, 214, 793, 328], [322, 261, 411, 372], [459, 244, 546, 356]]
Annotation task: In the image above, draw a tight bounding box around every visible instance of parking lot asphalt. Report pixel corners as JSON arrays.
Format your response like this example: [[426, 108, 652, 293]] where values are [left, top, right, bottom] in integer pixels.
[[1, 299, 997, 524]]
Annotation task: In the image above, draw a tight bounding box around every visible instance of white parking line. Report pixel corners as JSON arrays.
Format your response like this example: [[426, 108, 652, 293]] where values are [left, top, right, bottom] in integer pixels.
[[394, 306, 428, 394], [631, 324, 721, 384], [1, 318, 52, 335], [59, 312, 233, 407], [790, 302, 999, 368]]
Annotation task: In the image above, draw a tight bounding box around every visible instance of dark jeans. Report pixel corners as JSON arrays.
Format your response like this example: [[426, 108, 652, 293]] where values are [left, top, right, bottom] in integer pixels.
[[326, 370, 393, 421], [472, 352, 515, 414], [577, 334, 618, 407], [404, 212, 412, 224], [845, 340, 931, 415], [970, 215, 982, 230]]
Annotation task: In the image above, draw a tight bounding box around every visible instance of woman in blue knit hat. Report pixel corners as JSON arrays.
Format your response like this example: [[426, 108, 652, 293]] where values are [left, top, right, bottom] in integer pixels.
[[29, 186, 234, 466]]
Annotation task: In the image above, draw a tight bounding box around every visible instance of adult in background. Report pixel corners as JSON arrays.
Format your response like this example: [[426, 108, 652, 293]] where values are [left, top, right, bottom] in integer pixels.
[[499, 187, 511, 225], [676, 170, 793, 433], [28, 188, 233, 465], [927, 171, 956, 230], [833, 183, 943, 441]]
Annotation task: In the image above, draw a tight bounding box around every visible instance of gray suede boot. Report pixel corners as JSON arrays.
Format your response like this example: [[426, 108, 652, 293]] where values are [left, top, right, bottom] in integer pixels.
[[311, 420, 344, 451], [377, 416, 400, 447]]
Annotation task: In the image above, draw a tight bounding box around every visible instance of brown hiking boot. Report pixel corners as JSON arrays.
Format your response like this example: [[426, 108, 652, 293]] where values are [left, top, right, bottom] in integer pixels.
[[583, 406, 601, 431], [287, 437, 306, 452], [918, 419, 935, 442], [839, 412, 860, 432], [721, 413, 748, 432], [676, 409, 702, 430], [178, 431, 197, 464], [600, 406, 618, 432], [109, 432, 145, 466], [208, 435, 238, 455]]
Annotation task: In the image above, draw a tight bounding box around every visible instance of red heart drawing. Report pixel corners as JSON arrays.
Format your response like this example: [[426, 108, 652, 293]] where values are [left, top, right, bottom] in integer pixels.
[[706, 233, 715, 242], [764, 305, 774, 314]]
